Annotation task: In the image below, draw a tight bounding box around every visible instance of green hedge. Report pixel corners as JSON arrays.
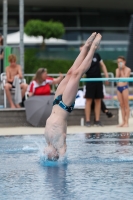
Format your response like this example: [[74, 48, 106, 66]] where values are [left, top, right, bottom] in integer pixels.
[[24, 49, 117, 75], [104, 60, 117, 75], [24, 49, 74, 74]]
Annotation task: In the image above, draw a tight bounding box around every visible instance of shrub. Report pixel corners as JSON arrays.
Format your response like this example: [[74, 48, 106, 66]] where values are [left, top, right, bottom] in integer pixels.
[[24, 20, 65, 46], [24, 49, 117, 76]]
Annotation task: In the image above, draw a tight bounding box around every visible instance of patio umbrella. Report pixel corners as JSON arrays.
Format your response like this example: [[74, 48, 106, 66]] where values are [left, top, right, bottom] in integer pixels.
[[7, 31, 67, 45], [24, 95, 54, 127]]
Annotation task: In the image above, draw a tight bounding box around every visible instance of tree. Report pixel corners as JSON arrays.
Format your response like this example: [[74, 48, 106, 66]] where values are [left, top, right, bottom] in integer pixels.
[[24, 20, 65, 46]]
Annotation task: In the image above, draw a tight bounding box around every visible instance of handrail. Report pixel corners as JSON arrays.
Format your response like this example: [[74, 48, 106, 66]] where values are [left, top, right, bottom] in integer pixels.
[[24, 73, 67, 77], [23, 73, 115, 106], [24, 72, 114, 78], [80, 77, 133, 82]]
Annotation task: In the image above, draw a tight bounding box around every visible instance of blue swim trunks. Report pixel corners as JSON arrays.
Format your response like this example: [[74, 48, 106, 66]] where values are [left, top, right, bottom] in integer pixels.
[[53, 95, 75, 113], [117, 85, 128, 93]]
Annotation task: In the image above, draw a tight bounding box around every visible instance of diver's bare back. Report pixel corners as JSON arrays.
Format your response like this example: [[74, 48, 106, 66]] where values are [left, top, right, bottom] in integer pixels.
[[44, 105, 68, 148]]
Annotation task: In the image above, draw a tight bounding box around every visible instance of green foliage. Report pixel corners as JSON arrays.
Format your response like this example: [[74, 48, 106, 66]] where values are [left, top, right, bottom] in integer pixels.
[[24, 20, 65, 42], [42, 21, 65, 39], [24, 49, 117, 76], [24, 49, 73, 74], [104, 60, 117, 75], [24, 20, 44, 37]]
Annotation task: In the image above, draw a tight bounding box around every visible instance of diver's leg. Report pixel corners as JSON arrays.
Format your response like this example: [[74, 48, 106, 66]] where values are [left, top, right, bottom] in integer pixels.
[[54, 33, 96, 98], [62, 34, 102, 106]]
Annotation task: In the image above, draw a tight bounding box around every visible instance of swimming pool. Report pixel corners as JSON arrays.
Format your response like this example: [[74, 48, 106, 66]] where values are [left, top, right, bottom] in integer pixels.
[[0, 133, 133, 200]]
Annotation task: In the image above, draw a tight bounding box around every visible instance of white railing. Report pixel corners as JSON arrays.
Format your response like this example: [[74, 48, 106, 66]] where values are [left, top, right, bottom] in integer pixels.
[[24, 73, 115, 105]]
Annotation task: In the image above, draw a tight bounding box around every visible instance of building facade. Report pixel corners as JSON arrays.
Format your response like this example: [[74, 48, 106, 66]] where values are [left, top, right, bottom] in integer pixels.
[[0, 0, 133, 59]]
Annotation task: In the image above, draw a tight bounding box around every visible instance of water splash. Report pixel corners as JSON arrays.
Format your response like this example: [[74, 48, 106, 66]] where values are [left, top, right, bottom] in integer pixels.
[[40, 153, 68, 167], [40, 155, 133, 167], [22, 146, 38, 152]]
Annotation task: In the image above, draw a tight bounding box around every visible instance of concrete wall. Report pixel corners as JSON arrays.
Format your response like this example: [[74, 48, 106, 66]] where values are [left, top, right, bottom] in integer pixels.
[[0, 107, 118, 127]]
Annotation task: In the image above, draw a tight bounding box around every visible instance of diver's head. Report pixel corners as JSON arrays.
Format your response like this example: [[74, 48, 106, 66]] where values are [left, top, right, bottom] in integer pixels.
[[45, 146, 59, 161]]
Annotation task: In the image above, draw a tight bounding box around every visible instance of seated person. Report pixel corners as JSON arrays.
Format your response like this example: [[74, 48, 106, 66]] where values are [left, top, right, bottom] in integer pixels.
[[4, 54, 28, 108], [28, 68, 63, 96]]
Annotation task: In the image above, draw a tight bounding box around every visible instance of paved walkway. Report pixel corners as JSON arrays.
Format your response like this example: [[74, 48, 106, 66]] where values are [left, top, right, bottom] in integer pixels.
[[0, 125, 132, 136], [0, 110, 133, 136]]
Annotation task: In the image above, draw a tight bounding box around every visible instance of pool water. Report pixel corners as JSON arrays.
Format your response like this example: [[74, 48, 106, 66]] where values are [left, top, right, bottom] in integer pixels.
[[0, 133, 133, 200]]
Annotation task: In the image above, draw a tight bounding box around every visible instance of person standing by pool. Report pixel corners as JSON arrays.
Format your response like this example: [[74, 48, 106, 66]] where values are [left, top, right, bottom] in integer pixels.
[[116, 56, 131, 127], [79, 46, 109, 127], [44, 33, 102, 160], [83, 84, 114, 119]]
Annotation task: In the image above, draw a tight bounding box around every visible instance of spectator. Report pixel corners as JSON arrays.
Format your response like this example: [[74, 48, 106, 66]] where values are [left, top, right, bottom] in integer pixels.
[[116, 56, 131, 127], [79, 44, 109, 127], [0, 34, 4, 73], [28, 68, 63, 97], [4, 54, 28, 108], [83, 85, 114, 119]]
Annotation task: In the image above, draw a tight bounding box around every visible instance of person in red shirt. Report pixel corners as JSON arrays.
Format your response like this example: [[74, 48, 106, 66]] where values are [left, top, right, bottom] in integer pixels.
[[28, 68, 63, 96]]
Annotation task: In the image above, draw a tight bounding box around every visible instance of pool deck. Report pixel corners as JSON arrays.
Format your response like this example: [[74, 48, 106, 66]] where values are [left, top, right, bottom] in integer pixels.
[[0, 110, 133, 135]]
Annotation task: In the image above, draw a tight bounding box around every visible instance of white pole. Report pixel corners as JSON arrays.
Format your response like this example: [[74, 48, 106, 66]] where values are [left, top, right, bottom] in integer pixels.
[[3, 0, 8, 72], [19, 0, 24, 73]]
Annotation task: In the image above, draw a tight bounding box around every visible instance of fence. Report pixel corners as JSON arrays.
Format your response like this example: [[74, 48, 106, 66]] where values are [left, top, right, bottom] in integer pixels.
[[1, 72, 133, 109], [24, 72, 115, 106], [23, 72, 133, 108]]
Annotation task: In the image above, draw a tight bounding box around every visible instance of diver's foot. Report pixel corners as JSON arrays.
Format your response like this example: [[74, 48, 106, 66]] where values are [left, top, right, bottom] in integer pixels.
[[84, 32, 97, 48], [91, 33, 102, 50]]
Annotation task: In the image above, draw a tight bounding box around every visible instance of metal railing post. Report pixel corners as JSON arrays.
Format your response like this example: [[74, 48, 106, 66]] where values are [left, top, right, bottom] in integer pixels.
[[19, 0, 24, 73], [3, 0, 8, 73], [111, 73, 115, 106]]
